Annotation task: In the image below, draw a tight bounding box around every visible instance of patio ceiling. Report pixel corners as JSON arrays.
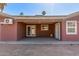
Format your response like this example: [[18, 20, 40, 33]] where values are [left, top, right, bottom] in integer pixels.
[[13, 16, 65, 24]]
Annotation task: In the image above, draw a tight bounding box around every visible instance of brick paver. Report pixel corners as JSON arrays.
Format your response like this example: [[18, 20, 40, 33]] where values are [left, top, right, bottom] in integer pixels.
[[0, 44, 78, 56], [0, 38, 79, 56]]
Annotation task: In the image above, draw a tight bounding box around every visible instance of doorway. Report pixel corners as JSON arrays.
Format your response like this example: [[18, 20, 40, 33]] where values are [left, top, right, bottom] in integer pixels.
[[26, 25, 36, 37]]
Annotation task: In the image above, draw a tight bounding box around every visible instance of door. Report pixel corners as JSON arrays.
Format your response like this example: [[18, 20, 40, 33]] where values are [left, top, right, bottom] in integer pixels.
[[55, 23, 60, 40], [26, 25, 36, 37]]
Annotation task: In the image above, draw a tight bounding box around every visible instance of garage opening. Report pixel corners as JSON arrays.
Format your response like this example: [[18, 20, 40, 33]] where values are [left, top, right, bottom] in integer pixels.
[[17, 22, 61, 41]]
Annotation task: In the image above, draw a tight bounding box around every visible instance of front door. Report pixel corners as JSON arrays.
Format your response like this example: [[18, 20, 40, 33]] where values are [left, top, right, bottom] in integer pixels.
[[55, 23, 60, 40], [26, 25, 36, 37]]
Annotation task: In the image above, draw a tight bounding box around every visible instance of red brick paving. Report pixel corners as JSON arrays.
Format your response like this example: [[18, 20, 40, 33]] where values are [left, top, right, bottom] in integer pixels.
[[0, 44, 79, 56]]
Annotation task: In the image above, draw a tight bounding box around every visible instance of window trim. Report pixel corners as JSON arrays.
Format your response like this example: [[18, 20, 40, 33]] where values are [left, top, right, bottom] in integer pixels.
[[41, 24, 49, 31], [66, 20, 77, 35]]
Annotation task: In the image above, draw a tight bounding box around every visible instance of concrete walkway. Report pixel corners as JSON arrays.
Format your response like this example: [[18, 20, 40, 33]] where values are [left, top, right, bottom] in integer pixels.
[[0, 41, 79, 45], [0, 38, 79, 45]]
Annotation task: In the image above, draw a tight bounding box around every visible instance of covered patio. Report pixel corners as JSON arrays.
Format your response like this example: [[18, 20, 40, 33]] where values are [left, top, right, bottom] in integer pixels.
[[15, 16, 62, 41]]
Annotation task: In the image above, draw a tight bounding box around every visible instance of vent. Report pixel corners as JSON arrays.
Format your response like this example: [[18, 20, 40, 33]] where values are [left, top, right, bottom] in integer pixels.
[[0, 18, 13, 24]]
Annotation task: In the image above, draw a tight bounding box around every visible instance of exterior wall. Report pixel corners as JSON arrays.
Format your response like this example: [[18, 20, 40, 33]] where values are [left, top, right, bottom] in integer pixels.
[[60, 22, 62, 40], [0, 22, 17, 41], [2, 12, 79, 41], [36, 23, 55, 37], [0, 16, 18, 41], [62, 15, 79, 41], [0, 25, 1, 40], [0, 22, 26, 41], [17, 22, 26, 40]]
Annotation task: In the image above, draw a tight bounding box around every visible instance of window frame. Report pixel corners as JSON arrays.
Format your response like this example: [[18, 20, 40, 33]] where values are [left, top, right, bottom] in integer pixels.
[[66, 20, 77, 35], [41, 24, 49, 31]]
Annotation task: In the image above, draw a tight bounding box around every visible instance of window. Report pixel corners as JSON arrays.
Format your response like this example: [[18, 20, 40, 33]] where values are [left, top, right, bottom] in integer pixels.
[[41, 24, 49, 31], [66, 20, 77, 35]]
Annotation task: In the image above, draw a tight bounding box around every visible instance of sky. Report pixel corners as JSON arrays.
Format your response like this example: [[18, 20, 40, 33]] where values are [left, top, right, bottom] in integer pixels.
[[3, 3, 79, 16]]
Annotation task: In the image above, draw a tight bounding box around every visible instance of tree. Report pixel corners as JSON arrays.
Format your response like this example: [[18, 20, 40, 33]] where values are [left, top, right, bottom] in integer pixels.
[[0, 3, 7, 12], [42, 11, 46, 16], [20, 12, 24, 16]]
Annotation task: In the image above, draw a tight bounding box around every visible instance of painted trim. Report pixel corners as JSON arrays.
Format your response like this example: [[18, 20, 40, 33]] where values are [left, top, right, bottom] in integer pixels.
[[66, 20, 77, 35], [55, 23, 60, 40]]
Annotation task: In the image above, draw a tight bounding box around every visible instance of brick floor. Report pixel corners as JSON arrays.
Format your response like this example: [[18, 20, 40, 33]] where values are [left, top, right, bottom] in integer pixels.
[[0, 44, 79, 56]]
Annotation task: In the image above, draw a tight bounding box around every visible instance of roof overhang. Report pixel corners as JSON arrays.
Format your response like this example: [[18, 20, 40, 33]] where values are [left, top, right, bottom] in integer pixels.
[[0, 11, 79, 24], [0, 12, 12, 18], [13, 16, 66, 23], [15, 19, 62, 24], [13, 16, 66, 20]]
